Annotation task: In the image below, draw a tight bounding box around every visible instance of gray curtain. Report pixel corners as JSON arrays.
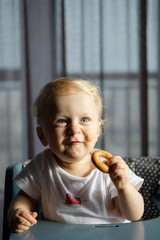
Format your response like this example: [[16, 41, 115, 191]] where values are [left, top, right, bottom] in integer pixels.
[[22, 0, 160, 158], [0, 0, 160, 238]]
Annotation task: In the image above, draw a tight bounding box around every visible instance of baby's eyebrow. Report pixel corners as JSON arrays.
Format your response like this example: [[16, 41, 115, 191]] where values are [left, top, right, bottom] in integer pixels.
[[81, 113, 94, 116], [53, 114, 67, 118]]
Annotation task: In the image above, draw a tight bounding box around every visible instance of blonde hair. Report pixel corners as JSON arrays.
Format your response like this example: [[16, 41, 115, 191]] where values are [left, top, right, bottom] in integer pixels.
[[33, 77, 103, 129]]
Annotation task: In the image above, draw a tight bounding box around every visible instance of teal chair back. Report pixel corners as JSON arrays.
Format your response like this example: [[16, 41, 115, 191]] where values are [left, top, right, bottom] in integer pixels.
[[3, 163, 22, 240]]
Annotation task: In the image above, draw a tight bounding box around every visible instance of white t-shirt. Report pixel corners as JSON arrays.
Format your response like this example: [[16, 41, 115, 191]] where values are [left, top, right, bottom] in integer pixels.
[[14, 149, 144, 224]]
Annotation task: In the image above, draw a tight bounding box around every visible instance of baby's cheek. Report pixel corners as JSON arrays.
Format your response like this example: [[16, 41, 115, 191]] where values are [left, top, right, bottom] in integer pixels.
[[84, 131, 98, 143], [59, 145, 66, 153], [85, 134, 92, 142]]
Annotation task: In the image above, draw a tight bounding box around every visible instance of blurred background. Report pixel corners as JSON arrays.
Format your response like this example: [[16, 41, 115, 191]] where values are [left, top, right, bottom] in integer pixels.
[[0, 0, 160, 239]]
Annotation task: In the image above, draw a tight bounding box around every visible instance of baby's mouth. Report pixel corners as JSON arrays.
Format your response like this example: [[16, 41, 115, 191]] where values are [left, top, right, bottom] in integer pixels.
[[69, 141, 81, 144], [63, 141, 82, 156], [65, 138, 82, 144]]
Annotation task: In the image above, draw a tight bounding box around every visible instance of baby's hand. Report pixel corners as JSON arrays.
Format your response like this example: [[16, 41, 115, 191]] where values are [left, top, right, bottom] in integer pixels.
[[109, 156, 129, 190], [9, 208, 37, 233]]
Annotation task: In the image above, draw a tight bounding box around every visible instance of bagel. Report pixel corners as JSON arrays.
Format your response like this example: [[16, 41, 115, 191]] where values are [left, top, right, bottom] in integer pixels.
[[92, 150, 113, 173]]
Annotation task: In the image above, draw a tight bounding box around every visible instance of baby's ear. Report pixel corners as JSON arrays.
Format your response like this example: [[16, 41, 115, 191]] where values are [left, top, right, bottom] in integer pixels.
[[36, 126, 48, 146]]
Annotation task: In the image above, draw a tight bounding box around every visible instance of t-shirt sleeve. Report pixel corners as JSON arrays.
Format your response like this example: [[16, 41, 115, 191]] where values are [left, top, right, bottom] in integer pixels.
[[14, 155, 43, 200], [109, 169, 144, 199]]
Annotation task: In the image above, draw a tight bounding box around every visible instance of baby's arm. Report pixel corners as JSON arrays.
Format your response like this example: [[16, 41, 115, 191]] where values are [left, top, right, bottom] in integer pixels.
[[8, 190, 38, 233], [109, 156, 144, 221]]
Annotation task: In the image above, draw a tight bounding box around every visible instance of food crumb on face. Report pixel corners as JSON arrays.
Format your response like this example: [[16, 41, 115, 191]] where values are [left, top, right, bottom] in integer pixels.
[[64, 145, 72, 155], [64, 145, 79, 158], [85, 135, 92, 142]]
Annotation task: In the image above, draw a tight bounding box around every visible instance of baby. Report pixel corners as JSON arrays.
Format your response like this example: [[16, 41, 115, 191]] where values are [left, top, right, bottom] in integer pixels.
[[8, 77, 144, 232]]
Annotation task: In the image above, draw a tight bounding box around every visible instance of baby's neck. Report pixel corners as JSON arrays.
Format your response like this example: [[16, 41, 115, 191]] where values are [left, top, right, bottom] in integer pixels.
[[55, 154, 95, 177]]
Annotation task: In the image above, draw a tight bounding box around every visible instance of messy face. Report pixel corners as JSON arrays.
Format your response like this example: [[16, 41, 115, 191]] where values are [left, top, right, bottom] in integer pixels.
[[40, 92, 100, 164]]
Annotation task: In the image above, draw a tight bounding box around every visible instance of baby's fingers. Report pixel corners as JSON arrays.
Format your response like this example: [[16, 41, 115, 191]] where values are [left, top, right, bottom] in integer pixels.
[[20, 210, 37, 225], [10, 209, 37, 233], [30, 211, 38, 219], [10, 215, 31, 233], [109, 157, 128, 173], [109, 156, 126, 167], [14, 221, 30, 233], [108, 156, 129, 189]]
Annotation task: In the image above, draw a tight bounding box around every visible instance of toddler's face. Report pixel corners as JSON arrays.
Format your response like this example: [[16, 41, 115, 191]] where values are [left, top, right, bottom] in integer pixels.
[[42, 92, 100, 163]]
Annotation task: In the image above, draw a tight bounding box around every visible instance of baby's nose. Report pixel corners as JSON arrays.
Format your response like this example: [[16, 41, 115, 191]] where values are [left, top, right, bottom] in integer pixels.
[[67, 121, 80, 135]]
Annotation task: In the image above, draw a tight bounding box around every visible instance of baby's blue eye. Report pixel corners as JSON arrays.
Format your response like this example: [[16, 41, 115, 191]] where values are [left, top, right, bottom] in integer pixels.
[[58, 119, 66, 123], [81, 117, 88, 122], [53, 118, 68, 127]]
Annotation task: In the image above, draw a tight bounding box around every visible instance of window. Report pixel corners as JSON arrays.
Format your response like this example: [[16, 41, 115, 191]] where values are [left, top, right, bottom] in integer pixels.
[[63, 0, 160, 156], [0, 0, 23, 192]]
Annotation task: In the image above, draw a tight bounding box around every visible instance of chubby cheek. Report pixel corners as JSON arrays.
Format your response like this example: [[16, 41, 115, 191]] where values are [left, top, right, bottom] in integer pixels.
[[47, 130, 63, 150], [84, 127, 99, 145]]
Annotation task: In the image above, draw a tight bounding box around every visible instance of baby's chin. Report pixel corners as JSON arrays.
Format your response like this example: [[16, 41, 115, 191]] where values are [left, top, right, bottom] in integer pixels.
[[63, 144, 81, 158]]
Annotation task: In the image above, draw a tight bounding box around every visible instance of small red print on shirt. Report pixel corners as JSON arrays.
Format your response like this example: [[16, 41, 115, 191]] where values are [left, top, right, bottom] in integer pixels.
[[66, 193, 81, 205]]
